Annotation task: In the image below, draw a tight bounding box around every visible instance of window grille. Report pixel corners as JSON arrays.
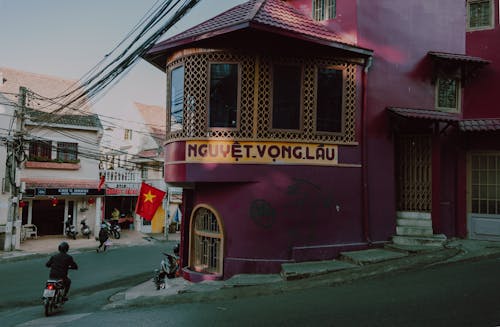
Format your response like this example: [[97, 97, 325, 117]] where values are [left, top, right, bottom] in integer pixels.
[[312, 0, 336, 21], [191, 207, 223, 275], [467, 0, 493, 29], [436, 78, 459, 112], [124, 129, 132, 140], [471, 154, 500, 215], [165, 51, 357, 145], [29, 140, 52, 160], [57, 142, 77, 161]]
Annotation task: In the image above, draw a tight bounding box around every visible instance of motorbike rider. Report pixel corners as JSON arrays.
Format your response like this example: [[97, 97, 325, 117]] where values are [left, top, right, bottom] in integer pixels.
[[45, 241, 78, 301]]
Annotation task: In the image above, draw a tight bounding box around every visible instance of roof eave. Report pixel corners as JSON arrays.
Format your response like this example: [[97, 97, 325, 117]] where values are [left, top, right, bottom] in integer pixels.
[[143, 22, 373, 71]]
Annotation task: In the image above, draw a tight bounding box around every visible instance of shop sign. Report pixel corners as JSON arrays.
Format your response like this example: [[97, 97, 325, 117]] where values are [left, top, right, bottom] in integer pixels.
[[32, 188, 105, 196], [186, 141, 338, 166], [106, 183, 140, 196]]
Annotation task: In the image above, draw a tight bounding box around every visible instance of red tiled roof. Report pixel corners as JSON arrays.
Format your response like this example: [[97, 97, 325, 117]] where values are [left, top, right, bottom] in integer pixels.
[[388, 108, 500, 133], [133, 102, 166, 145], [459, 119, 500, 132], [0, 67, 92, 113], [145, 0, 372, 69], [21, 178, 101, 189], [428, 51, 490, 65], [387, 107, 461, 122]]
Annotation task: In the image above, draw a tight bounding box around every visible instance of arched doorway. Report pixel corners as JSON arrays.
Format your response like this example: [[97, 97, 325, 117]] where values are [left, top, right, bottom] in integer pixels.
[[189, 205, 224, 276]]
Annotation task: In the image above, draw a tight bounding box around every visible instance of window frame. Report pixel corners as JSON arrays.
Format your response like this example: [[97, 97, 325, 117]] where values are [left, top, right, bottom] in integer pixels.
[[189, 204, 224, 276], [207, 62, 241, 131], [168, 64, 185, 133], [124, 129, 133, 140], [29, 140, 52, 161], [312, 0, 336, 21], [270, 63, 304, 132], [467, 0, 494, 31], [56, 142, 78, 162], [435, 76, 461, 113], [314, 65, 347, 136]]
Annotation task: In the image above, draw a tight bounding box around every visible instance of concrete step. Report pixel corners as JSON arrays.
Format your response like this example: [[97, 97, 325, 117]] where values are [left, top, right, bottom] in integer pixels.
[[281, 260, 358, 281], [396, 211, 431, 220], [396, 226, 433, 236], [397, 218, 432, 228], [339, 248, 407, 266], [392, 234, 446, 247]]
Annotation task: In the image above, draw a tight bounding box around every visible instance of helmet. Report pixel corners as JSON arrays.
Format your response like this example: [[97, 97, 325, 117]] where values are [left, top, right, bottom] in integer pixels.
[[58, 241, 69, 253]]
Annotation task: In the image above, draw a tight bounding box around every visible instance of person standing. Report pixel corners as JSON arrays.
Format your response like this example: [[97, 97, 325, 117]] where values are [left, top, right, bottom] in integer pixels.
[[96, 224, 109, 252]]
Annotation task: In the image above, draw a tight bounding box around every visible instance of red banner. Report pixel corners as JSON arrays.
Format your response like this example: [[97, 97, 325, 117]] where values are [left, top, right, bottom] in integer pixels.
[[135, 182, 166, 221]]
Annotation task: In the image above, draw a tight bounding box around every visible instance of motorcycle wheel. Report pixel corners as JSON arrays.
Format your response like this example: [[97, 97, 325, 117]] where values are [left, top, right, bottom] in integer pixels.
[[113, 230, 121, 239], [44, 299, 52, 317]]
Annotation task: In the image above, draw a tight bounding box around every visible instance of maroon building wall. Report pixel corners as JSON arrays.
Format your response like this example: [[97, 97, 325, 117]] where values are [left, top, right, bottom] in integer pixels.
[[355, 0, 465, 238], [166, 141, 366, 277], [465, 10, 500, 119], [163, 0, 477, 280]]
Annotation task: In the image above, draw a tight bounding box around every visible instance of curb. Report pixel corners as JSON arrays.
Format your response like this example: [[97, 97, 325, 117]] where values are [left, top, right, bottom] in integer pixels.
[[104, 247, 462, 310]]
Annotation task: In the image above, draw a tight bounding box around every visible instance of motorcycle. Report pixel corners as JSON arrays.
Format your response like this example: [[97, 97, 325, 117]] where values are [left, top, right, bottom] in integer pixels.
[[42, 279, 65, 316], [65, 221, 78, 240], [80, 219, 91, 239], [153, 244, 180, 290], [103, 220, 121, 239]]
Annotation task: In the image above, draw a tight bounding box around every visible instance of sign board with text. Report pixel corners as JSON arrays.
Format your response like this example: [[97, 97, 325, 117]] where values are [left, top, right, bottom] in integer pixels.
[[186, 141, 338, 166]]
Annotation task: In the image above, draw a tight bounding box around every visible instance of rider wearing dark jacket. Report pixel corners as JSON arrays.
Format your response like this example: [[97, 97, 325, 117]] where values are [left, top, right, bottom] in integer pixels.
[[46, 242, 78, 300]]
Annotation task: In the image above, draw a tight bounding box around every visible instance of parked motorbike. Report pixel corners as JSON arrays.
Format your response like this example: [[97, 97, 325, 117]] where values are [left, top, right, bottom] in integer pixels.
[[80, 219, 91, 239], [103, 220, 121, 239], [42, 279, 65, 316], [153, 244, 180, 290], [65, 221, 78, 240]]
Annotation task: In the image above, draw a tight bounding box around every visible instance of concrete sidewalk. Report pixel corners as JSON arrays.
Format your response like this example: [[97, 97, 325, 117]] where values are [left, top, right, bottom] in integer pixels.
[[105, 238, 500, 309]]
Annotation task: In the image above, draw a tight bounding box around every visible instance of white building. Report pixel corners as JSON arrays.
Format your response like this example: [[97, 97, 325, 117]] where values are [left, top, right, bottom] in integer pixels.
[[0, 67, 103, 250]]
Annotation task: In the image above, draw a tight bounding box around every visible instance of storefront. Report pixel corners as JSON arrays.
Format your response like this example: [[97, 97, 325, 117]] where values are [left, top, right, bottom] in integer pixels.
[[23, 185, 104, 237]]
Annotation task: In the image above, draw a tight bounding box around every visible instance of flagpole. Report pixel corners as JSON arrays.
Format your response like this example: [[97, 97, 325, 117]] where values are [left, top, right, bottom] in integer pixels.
[[164, 187, 170, 240]]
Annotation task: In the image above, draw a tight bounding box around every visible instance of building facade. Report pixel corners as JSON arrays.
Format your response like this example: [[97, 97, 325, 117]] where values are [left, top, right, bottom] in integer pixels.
[[143, 0, 500, 281], [0, 67, 104, 250]]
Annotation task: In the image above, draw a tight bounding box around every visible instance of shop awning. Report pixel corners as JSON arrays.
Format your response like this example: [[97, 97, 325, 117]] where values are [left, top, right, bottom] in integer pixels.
[[388, 108, 500, 133], [459, 119, 500, 132], [427, 51, 490, 84], [387, 107, 461, 123]]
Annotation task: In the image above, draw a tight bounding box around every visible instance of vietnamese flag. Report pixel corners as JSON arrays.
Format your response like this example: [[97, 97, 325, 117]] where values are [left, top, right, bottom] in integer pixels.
[[135, 182, 166, 221]]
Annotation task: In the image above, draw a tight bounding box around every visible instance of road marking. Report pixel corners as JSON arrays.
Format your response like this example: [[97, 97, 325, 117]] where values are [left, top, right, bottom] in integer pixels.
[[16, 313, 91, 326]]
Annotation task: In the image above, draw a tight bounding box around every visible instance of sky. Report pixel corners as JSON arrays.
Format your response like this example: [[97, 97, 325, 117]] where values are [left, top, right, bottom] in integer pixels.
[[0, 0, 246, 123]]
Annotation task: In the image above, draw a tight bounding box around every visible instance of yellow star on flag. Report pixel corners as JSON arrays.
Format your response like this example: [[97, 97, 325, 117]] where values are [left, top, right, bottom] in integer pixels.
[[143, 190, 156, 203]]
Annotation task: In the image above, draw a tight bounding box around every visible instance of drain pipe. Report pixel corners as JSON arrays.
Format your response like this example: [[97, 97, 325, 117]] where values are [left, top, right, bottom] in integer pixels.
[[361, 56, 373, 244]]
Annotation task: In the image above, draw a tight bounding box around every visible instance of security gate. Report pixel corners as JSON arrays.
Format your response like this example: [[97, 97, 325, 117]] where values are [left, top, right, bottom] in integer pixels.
[[469, 153, 500, 241], [396, 135, 432, 212]]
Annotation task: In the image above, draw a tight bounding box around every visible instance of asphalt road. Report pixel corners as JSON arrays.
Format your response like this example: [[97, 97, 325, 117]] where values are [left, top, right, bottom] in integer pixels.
[[0, 241, 177, 326], [4, 252, 500, 326], [76, 255, 500, 327]]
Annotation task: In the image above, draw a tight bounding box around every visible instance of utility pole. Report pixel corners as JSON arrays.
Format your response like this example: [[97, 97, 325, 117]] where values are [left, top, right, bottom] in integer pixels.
[[4, 87, 27, 251]]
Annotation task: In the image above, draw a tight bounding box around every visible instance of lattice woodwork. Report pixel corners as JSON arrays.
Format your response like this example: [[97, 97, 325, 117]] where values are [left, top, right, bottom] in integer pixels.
[[166, 50, 358, 144], [396, 135, 432, 211]]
